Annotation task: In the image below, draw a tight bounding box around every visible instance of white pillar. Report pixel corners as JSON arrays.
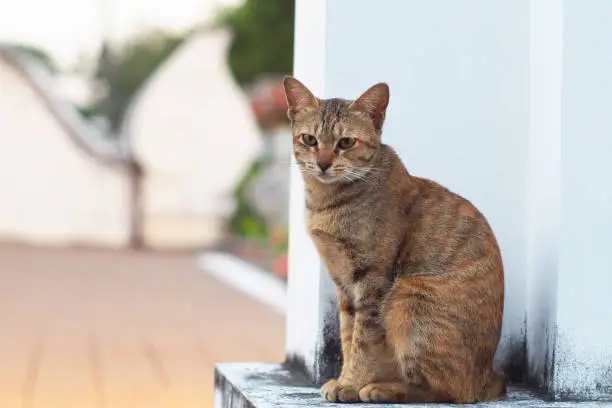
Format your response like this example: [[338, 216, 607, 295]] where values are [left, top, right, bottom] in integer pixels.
[[526, 0, 562, 393], [525, 0, 612, 400], [552, 0, 612, 399], [285, 0, 341, 386]]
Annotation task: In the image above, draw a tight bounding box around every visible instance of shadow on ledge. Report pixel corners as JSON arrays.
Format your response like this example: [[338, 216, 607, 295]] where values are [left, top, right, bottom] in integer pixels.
[[215, 363, 612, 408]]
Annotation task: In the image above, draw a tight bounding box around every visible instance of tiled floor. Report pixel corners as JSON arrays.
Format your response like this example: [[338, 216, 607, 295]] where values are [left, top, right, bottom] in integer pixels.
[[0, 245, 285, 408]]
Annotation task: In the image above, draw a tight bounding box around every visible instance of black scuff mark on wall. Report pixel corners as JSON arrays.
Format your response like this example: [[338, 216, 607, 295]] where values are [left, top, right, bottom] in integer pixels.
[[284, 299, 341, 387], [313, 298, 342, 387], [594, 366, 612, 396], [244, 367, 311, 388], [284, 353, 308, 380], [501, 319, 528, 386], [552, 330, 612, 402], [544, 326, 557, 398]]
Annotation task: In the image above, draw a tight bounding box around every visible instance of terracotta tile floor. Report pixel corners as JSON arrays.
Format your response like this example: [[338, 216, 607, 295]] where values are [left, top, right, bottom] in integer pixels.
[[0, 245, 285, 408]]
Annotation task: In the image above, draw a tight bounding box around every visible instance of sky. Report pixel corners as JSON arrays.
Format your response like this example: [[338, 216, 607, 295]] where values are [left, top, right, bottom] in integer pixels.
[[0, 0, 242, 70]]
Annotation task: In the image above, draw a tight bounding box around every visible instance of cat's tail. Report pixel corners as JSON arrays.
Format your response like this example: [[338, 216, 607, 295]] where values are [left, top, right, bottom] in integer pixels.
[[479, 372, 506, 401]]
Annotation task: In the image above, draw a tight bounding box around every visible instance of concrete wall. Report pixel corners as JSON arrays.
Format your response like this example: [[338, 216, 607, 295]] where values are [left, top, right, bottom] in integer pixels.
[[285, 0, 341, 386], [0, 59, 131, 247]]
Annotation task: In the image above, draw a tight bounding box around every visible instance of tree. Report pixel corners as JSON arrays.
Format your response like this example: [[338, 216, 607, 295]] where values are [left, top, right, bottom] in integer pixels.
[[215, 1, 295, 242], [92, 30, 186, 132], [12, 44, 58, 73], [216, 0, 294, 85]]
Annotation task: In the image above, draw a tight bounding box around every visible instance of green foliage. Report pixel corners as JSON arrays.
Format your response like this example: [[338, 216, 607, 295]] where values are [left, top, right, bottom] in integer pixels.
[[229, 159, 269, 240], [86, 0, 295, 243], [76, 105, 99, 120], [219, 2, 293, 129], [12, 45, 57, 73], [216, 0, 294, 85], [216, 0, 295, 243], [94, 30, 186, 132]]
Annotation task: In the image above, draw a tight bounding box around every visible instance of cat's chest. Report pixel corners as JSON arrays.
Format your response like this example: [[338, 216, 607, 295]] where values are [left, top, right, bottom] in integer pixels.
[[306, 210, 371, 277], [307, 210, 359, 240]]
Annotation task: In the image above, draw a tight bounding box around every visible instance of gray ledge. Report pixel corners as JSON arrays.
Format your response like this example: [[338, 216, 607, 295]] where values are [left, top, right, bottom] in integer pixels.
[[215, 363, 612, 408]]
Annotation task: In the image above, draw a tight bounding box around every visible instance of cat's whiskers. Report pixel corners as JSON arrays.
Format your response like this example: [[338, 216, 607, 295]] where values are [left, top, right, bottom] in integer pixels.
[[344, 169, 374, 186], [363, 168, 385, 174]]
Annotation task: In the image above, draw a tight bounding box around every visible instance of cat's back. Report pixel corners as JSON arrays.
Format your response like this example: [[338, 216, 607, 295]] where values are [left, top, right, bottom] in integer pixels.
[[398, 174, 503, 276], [408, 175, 495, 235]]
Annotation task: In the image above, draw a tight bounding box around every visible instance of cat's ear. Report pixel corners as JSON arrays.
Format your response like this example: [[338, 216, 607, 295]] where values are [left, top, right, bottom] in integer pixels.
[[283, 76, 318, 120], [350, 83, 390, 132]]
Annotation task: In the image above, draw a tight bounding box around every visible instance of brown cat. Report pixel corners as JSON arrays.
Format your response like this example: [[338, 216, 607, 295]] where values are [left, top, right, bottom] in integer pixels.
[[283, 77, 506, 404]]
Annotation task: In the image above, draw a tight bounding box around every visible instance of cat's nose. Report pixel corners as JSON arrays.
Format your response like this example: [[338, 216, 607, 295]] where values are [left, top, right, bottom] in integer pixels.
[[317, 160, 332, 172]]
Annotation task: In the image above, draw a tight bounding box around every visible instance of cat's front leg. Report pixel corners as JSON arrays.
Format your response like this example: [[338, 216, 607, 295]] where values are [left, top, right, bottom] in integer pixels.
[[322, 295, 394, 403], [323, 280, 398, 403], [337, 289, 355, 379], [320, 379, 360, 403], [321, 289, 360, 403], [344, 283, 399, 389]]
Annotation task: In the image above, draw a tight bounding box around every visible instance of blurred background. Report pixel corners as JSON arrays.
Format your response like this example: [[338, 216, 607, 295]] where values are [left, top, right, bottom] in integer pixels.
[[0, 0, 293, 406]]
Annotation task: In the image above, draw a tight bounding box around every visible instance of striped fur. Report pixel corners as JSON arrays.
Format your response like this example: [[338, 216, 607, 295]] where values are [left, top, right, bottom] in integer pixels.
[[284, 77, 506, 404]]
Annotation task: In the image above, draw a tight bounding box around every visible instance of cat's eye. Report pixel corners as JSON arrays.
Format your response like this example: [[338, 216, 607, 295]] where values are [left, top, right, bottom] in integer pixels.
[[301, 134, 318, 147], [337, 137, 357, 150]]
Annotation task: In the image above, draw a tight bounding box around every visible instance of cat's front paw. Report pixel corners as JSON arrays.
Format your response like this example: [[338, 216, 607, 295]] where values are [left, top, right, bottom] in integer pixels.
[[320, 379, 360, 403], [359, 382, 407, 403]]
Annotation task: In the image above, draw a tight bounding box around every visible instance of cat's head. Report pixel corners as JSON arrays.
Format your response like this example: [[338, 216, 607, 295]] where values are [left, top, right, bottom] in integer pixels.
[[283, 76, 389, 185]]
